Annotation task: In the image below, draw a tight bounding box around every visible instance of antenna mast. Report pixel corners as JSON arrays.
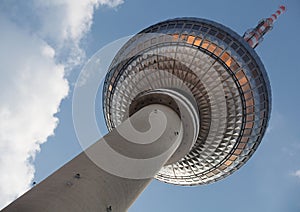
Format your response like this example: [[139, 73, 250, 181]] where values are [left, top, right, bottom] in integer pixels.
[[243, 5, 286, 48]]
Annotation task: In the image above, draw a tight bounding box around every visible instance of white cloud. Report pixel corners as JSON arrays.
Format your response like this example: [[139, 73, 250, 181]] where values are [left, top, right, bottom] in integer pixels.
[[292, 170, 300, 179], [37, 0, 123, 67], [0, 0, 123, 209], [35, 0, 123, 42], [0, 16, 69, 208]]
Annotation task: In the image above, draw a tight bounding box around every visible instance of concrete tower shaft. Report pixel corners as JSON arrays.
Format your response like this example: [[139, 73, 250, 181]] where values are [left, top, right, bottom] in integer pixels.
[[2, 104, 185, 211]]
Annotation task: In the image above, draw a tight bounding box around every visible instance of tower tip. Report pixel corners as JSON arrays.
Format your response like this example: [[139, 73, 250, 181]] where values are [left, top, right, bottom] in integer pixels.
[[243, 5, 286, 48], [279, 5, 286, 12]]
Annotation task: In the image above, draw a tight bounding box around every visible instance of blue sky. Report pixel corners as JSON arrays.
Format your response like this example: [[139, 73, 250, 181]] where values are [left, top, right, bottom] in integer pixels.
[[1, 0, 300, 211]]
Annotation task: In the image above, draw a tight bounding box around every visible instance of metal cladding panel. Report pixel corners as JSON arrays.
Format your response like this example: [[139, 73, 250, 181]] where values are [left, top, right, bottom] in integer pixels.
[[102, 18, 271, 185]]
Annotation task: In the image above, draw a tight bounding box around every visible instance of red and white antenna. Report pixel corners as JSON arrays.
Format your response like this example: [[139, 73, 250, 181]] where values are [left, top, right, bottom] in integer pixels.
[[243, 5, 286, 48]]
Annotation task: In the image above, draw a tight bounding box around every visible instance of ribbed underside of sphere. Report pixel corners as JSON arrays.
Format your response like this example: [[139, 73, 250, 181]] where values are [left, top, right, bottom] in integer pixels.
[[103, 18, 271, 185]]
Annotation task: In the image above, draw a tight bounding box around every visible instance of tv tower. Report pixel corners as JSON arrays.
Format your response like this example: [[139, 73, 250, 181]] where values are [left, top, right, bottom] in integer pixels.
[[2, 6, 285, 212]]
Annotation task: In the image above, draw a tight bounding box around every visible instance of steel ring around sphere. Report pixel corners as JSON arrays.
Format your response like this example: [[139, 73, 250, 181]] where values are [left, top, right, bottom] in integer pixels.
[[102, 18, 271, 185]]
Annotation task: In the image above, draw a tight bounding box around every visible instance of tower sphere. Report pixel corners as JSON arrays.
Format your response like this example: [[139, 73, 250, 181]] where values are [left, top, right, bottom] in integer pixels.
[[103, 18, 271, 185]]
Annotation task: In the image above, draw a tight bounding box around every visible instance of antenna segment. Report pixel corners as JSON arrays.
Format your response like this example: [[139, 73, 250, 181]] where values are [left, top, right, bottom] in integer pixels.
[[243, 5, 286, 48]]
